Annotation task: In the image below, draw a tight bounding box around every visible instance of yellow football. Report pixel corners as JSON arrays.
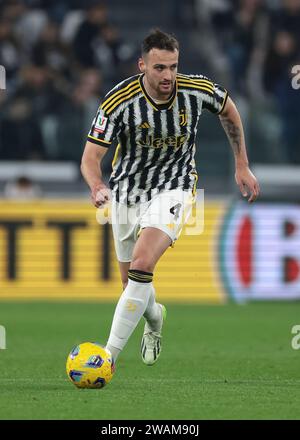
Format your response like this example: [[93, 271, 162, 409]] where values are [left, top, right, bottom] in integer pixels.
[[66, 342, 114, 389]]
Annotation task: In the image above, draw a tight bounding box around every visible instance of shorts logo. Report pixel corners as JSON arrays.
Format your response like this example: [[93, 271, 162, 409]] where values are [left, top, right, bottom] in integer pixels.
[[167, 223, 175, 230], [126, 300, 137, 312], [95, 112, 108, 133]]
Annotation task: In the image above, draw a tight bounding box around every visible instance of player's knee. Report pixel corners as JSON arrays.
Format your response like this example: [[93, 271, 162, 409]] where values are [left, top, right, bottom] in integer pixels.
[[130, 256, 153, 273], [122, 280, 128, 290]]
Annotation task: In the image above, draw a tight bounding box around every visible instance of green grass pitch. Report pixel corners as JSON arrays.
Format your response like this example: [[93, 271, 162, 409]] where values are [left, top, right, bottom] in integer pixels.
[[0, 301, 300, 420]]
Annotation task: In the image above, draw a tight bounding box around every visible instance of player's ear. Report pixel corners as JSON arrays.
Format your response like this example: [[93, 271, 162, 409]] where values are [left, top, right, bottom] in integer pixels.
[[138, 57, 145, 73]]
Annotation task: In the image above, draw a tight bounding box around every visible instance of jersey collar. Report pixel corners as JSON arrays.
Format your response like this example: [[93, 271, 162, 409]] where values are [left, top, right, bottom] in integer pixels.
[[139, 74, 177, 111]]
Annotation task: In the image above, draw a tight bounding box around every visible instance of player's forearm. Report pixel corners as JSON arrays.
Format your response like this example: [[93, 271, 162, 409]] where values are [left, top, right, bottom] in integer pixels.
[[81, 142, 109, 192], [219, 97, 249, 168], [81, 156, 104, 191]]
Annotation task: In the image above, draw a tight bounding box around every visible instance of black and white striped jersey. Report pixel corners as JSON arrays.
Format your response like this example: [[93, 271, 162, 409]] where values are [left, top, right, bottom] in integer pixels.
[[87, 73, 228, 205]]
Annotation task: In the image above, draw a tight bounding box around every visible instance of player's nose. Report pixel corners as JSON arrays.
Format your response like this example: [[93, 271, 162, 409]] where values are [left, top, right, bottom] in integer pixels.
[[163, 70, 172, 81]]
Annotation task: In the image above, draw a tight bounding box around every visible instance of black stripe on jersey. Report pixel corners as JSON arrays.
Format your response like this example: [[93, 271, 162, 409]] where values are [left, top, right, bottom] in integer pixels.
[[158, 144, 190, 193], [144, 148, 165, 194], [110, 129, 128, 196], [165, 92, 190, 190], [147, 109, 164, 195], [128, 103, 148, 200], [177, 92, 188, 137], [156, 147, 181, 193], [189, 93, 199, 137], [152, 104, 162, 140], [148, 109, 166, 197], [151, 104, 178, 193], [183, 148, 195, 190], [135, 99, 151, 195], [138, 98, 151, 145], [166, 102, 176, 136], [167, 145, 194, 191], [123, 103, 137, 203]]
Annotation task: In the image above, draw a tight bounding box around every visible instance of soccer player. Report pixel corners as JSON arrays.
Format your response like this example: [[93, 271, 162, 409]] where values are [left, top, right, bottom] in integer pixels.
[[81, 29, 260, 366]]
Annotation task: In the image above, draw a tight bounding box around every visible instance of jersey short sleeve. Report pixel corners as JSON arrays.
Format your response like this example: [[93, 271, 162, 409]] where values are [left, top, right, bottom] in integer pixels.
[[200, 76, 228, 114], [87, 107, 118, 148], [177, 73, 228, 115]]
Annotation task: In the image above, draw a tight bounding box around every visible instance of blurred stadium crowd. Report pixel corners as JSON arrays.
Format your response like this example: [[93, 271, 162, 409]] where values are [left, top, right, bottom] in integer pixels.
[[0, 0, 299, 169]]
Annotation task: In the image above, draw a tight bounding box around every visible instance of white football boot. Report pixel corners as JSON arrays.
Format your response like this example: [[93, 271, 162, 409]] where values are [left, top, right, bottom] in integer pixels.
[[141, 304, 167, 366]]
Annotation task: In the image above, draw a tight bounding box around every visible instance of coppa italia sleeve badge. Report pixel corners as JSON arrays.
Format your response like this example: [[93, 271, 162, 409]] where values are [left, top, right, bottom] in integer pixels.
[[94, 112, 108, 133]]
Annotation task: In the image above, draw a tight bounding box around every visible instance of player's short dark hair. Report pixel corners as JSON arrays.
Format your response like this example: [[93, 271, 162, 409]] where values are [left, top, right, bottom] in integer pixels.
[[141, 29, 179, 55]]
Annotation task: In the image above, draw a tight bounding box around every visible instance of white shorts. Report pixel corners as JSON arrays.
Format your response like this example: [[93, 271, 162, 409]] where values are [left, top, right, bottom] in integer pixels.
[[111, 189, 194, 262]]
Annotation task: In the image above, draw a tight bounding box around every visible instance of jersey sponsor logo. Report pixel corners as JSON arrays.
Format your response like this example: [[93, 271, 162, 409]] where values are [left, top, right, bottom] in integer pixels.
[[95, 111, 108, 133], [138, 134, 187, 149]]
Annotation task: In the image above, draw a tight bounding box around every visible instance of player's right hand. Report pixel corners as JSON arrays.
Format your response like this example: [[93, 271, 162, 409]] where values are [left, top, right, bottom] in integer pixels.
[[91, 184, 111, 208]]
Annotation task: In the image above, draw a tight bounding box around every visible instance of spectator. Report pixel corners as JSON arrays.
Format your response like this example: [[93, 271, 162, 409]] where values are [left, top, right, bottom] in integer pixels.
[[0, 18, 22, 92], [259, 0, 300, 164], [4, 175, 42, 200], [4, 176, 42, 201], [2, 0, 48, 51], [72, 1, 108, 68], [56, 68, 103, 162], [93, 24, 137, 85], [15, 64, 67, 120], [0, 97, 45, 160], [222, 0, 266, 95], [263, 30, 300, 163], [31, 20, 73, 81]]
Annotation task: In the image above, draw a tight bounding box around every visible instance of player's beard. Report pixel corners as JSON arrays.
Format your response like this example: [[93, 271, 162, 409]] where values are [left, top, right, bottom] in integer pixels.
[[158, 81, 173, 97], [144, 75, 174, 100]]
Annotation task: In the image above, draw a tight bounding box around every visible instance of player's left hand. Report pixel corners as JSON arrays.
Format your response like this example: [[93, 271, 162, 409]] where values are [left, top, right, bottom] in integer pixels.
[[235, 165, 260, 203]]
